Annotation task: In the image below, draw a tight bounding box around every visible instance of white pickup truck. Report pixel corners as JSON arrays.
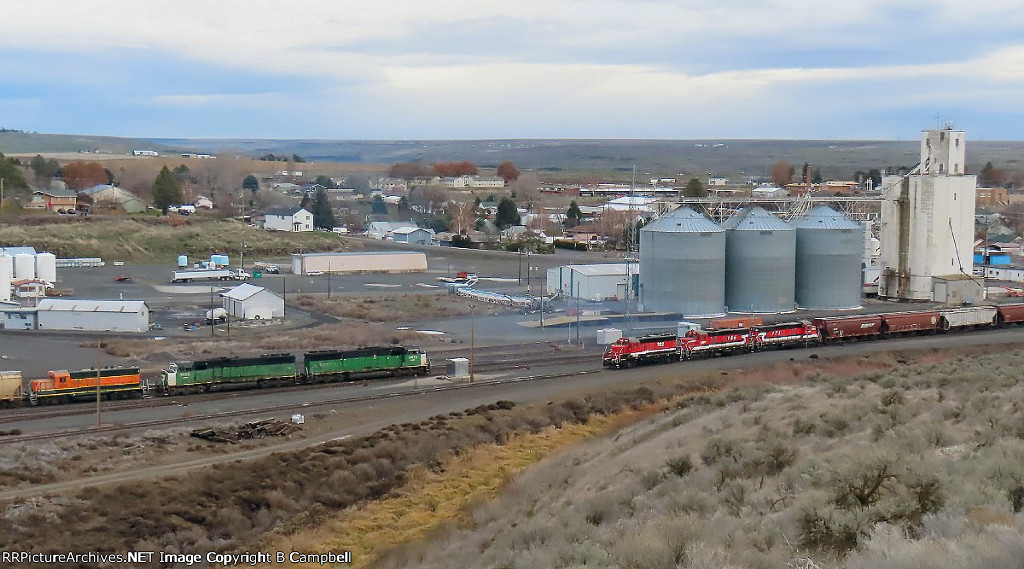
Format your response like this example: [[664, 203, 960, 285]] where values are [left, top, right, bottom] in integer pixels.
[[171, 269, 250, 283]]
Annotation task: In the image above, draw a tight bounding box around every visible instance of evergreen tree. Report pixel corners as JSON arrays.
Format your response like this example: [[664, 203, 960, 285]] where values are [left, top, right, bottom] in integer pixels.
[[371, 195, 388, 215], [565, 200, 582, 227], [312, 188, 335, 229], [151, 165, 183, 214], [299, 192, 311, 210], [243, 175, 259, 194], [496, 196, 521, 229], [683, 177, 707, 197]]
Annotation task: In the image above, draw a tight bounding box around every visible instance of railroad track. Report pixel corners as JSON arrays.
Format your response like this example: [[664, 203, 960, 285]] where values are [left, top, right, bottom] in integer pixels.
[[0, 366, 606, 445], [1, 345, 600, 423]]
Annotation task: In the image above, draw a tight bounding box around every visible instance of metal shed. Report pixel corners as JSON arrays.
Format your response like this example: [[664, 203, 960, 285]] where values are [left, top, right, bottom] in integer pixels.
[[723, 207, 795, 313], [35, 299, 149, 332], [639, 206, 726, 317], [221, 283, 285, 319], [792, 205, 863, 309], [546, 263, 638, 301]]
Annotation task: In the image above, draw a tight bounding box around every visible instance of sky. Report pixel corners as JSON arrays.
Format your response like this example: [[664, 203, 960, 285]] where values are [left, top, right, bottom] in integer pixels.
[[1, 0, 1023, 140]]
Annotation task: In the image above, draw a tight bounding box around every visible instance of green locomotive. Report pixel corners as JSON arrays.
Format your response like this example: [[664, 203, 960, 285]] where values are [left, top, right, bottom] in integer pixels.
[[161, 354, 297, 393], [303, 346, 429, 381], [160, 346, 430, 394]]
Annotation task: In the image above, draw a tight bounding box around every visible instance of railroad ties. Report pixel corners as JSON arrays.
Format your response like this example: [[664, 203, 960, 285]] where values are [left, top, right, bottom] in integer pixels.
[[190, 418, 302, 444]]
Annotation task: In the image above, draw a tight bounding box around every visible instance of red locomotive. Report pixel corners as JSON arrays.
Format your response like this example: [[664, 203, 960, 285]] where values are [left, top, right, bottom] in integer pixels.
[[603, 304, 1024, 369]]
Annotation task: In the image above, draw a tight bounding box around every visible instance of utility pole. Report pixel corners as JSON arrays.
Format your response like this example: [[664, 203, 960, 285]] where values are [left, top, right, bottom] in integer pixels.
[[1, 178, 4, 213], [518, 248, 522, 284], [576, 281, 581, 347], [210, 286, 215, 337], [526, 248, 532, 296], [95, 344, 102, 426], [327, 262, 332, 299], [240, 241, 245, 271]]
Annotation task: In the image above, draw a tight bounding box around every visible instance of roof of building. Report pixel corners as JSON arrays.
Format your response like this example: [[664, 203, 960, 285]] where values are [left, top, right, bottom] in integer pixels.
[[221, 283, 274, 301], [791, 205, 862, 230], [80, 184, 115, 195], [265, 206, 310, 217], [722, 207, 792, 231], [0, 247, 36, 256], [567, 263, 640, 277], [34, 188, 78, 198], [36, 299, 148, 313], [391, 226, 429, 235], [642, 206, 722, 234]]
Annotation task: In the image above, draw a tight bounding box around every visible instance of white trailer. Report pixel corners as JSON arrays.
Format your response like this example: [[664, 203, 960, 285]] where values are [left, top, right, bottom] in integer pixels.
[[172, 269, 249, 283]]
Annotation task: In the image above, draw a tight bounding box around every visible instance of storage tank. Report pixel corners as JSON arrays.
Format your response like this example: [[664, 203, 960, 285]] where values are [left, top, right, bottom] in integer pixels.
[[793, 205, 863, 309], [723, 207, 795, 313], [14, 253, 35, 281], [211, 254, 230, 267], [177, 255, 189, 268], [639, 206, 725, 317], [35, 252, 57, 284], [0, 254, 11, 302]]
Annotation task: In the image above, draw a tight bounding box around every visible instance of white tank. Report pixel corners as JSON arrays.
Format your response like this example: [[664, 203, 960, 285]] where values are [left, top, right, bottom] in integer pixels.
[[0, 255, 11, 302], [14, 253, 35, 280], [36, 252, 57, 284]]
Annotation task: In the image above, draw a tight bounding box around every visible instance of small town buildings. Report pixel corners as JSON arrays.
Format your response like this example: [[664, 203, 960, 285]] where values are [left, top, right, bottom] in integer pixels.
[[264, 207, 313, 232], [33, 299, 149, 332], [546, 263, 639, 301], [28, 188, 78, 211], [194, 196, 214, 210], [80, 184, 147, 213], [390, 226, 434, 245], [220, 283, 284, 320], [977, 187, 1009, 208], [291, 251, 428, 275]]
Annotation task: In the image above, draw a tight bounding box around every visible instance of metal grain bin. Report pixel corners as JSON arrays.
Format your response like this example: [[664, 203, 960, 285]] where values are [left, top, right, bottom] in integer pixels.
[[723, 207, 795, 313], [639, 207, 725, 317], [792, 205, 863, 309]]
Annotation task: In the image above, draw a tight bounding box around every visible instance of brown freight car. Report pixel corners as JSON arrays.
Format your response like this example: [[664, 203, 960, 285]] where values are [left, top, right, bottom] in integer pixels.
[[880, 311, 941, 334], [812, 315, 883, 340], [996, 304, 1024, 325], [709, 316, 763, 330]]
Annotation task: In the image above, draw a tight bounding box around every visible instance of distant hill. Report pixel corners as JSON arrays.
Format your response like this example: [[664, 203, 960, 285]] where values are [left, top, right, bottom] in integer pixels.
[[5, 131, 1022, 181], [0, 130, 171, 155], [142, 137, 1024, 181]]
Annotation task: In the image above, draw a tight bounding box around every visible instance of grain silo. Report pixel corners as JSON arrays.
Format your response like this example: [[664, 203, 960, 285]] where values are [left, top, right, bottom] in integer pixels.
[[723, 207, 795, 313], [793, 205, 862, 309], [639, 206, 725, 317], [14, 253, 35, 281], [35, 252, 57, 284]]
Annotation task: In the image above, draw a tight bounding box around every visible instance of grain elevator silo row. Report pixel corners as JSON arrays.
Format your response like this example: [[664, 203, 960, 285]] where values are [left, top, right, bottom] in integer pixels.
[[722, 207, 795, 314], [792, 205, 863, 309], [639, 206, 726, 317]]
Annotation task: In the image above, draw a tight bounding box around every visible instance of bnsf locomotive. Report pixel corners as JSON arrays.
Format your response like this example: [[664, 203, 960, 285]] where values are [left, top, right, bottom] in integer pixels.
[[603, 304, 1024, 368]]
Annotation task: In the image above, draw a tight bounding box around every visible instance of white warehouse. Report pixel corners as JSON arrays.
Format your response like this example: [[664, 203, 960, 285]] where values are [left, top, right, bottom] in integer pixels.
[[221, 283, 284, 320], [546, 263, 639, 301], [36, 299, 150, 332], [291, 251, 428, 275]]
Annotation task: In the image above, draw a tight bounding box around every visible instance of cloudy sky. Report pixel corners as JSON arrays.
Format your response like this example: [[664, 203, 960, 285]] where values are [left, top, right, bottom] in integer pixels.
[[1, 0, 1022, 140]]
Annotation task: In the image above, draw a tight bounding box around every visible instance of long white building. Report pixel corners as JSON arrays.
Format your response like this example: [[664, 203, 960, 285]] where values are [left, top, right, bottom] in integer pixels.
[[878, 128, 977, 301]]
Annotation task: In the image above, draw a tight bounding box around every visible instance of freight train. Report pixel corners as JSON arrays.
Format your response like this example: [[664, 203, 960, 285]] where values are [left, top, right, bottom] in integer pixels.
[[0, 346, 430, 406], [603, 304, 1024, 368]]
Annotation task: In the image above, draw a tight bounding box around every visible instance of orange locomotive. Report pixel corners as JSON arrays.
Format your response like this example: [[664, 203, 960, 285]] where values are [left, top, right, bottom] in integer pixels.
[[29, 366, 145, 404]]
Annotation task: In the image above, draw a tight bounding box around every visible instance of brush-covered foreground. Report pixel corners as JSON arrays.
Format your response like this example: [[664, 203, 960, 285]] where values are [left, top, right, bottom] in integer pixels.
[[374, 351, 1024, 569]]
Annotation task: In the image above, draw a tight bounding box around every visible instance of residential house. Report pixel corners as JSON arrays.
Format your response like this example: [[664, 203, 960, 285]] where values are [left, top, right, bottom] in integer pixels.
[[374, 177, 409, 193], [264, 207, 314, 232], [391, 226, 435, 245], [442, 176, 469, 188], [469, 176, 505, 188], [272, 182, 302, 194], [194, 196, 214, 210], [366, 221, 417, 240], [29, 188, 78, 211], [411, 176, 442, 187], [977, 187, 1009, 208]]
